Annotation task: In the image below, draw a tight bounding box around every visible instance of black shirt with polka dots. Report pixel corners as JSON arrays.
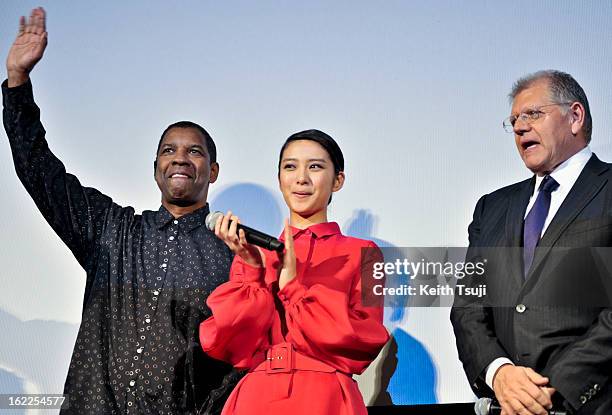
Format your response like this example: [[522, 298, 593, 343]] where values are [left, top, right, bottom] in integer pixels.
[[3, 80, 240, 414]]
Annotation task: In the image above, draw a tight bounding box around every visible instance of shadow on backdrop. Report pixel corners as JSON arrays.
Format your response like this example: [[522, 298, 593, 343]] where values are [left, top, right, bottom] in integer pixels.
[[344, 209, 437, 404], [0, 368, 26, 415], [210, 183, 284, 236], [0, 308, 77, 400]]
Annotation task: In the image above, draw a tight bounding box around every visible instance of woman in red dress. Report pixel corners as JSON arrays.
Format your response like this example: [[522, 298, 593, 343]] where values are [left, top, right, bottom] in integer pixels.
[[199, 129, 389, 415]]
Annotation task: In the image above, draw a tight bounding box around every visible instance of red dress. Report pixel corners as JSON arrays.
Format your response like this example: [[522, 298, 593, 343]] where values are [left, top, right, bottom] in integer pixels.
[[199, 222, 389, 415]]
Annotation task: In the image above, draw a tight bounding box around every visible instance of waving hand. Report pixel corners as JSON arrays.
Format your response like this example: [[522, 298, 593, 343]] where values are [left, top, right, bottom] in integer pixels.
[[7, 7, 48, 87]]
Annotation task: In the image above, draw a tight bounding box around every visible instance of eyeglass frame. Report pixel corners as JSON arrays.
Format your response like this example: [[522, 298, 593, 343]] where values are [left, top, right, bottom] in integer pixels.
[[502, 102, 573, 133]]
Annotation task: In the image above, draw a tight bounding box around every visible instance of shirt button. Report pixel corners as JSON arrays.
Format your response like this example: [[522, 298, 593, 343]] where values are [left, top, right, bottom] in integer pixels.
[[515, 304, 526, 313], [129, 380, 136, 387], [153, 290, 159, 296], [145, 318, 151, 323], [173, 220, 179, 225], [137, 348, 143, 354]]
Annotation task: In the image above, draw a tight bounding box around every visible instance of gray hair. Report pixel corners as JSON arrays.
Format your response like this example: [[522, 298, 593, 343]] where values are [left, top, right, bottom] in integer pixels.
[[509, 70, 592, 143]]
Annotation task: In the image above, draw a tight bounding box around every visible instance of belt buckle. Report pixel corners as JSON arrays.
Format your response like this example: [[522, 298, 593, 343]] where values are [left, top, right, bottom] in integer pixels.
[[265, 343, 294, 374]]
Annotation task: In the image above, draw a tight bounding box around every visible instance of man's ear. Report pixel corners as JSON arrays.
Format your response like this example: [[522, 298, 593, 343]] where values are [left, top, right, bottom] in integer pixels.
[[209, 162, 219, 184], [569, 102, 585, 136]]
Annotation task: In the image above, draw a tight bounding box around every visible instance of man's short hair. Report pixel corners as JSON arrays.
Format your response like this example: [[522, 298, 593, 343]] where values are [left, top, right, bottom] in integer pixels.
[[156, 121, 217, 163], [509, 70, 592, 143]]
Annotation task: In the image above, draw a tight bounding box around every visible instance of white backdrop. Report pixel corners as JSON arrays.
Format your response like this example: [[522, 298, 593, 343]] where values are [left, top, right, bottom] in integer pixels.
[[1, 0, 611, 409]]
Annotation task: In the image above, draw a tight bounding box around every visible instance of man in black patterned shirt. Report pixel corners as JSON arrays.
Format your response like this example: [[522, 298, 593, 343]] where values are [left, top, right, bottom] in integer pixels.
[[3, 7, 238, 414]]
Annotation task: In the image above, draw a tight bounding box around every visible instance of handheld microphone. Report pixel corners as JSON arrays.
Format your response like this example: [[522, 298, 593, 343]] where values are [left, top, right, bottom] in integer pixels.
[[205, 211, 285, 252], [474, 398, 567, 415]]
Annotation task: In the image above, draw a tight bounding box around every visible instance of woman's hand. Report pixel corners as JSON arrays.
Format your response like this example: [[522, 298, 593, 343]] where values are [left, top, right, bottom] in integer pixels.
[[214, 211, 264, 268], [278, 219, 297, 290]]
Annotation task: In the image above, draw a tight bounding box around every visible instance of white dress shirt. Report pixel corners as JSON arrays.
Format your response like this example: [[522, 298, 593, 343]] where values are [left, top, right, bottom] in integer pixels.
[[485, 146, 593, 390]]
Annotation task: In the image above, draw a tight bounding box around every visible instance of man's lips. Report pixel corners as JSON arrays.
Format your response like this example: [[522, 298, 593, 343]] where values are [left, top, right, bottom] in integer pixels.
[[520, 139, 541, 151], [168, 172, 192, 179], [293, 191, 312, 198]]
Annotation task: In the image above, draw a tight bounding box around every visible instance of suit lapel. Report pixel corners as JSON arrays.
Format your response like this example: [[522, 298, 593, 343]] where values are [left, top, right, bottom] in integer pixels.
[[527, 154, 609, 279], [506, 177, 535, 286]]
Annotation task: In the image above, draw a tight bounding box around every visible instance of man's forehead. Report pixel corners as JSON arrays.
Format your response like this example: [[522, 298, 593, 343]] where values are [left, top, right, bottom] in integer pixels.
[[511, 81, 551, 112], [160, 127, 207, 147]]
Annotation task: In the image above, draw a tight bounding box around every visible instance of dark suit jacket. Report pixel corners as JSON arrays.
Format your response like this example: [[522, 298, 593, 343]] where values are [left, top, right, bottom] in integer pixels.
[[451, 154, 612, 414]]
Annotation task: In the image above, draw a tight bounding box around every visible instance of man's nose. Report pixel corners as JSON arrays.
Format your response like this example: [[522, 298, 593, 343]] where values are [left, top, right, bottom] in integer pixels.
[[171, 149, 189, 164], [513, 117, 531, 135]]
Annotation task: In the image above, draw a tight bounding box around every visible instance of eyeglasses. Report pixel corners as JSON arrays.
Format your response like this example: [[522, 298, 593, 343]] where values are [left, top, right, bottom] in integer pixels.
[[502, 102, 572, 133]]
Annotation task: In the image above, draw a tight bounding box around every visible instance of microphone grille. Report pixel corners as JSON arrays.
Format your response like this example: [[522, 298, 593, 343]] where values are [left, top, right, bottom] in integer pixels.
[[205, 211, 223, 231], [474, 397, 492, 415]]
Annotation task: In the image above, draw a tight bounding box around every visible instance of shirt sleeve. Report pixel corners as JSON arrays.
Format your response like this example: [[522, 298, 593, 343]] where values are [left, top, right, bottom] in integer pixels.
[[485, 357, 514, 389], [277, 241, 389, 375], [2, 79, 118, 270], [199, 255, 275, 369]]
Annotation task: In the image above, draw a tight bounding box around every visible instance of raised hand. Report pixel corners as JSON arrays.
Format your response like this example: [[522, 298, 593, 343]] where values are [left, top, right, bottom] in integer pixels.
[[7, 7, 48, 87], [278, 219, 297, 290], [214, 211, 265, 268]]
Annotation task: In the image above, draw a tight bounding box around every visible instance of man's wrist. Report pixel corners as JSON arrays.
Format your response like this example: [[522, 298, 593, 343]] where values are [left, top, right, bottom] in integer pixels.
[[486, 358, 514, 390], [7, 70, 29, 88]]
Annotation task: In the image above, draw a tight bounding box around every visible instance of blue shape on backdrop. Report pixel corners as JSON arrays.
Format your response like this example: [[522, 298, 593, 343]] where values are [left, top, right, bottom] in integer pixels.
[[344, 209, 438, 404], [0, 307, 78, 415], [0, 368, 25, 395], [0, 369, 26, 415], [210, 183, 284, 236], [387, 328, 437, 404]]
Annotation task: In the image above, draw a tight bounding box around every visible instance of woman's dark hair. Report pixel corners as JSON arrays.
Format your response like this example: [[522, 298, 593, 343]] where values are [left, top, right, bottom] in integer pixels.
[[278, 129, 344, 174], [278, 129, 344, 204]]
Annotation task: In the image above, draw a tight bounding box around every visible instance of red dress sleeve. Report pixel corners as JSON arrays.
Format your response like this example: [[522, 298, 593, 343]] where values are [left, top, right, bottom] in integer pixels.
[[199, 255, 275, 369], [278, 241, 389, 375]]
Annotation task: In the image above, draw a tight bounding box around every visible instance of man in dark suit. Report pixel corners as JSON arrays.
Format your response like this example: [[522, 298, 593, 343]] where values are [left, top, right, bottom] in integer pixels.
[[451, 70, 612, 415]]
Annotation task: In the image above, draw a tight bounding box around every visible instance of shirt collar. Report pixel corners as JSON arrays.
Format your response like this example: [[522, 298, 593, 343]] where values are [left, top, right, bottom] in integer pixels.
[[155, 203, 210, 232], [533, 146, 592, 194], [279, 221, 341, 241]]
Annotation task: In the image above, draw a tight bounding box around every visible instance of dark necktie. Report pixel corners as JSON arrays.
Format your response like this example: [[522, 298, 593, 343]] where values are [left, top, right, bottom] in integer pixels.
[[523, 175, 559, 278]]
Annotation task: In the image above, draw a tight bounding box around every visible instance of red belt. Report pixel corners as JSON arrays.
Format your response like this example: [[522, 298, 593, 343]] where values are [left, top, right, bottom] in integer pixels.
[[251, 342, 337, 374]]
